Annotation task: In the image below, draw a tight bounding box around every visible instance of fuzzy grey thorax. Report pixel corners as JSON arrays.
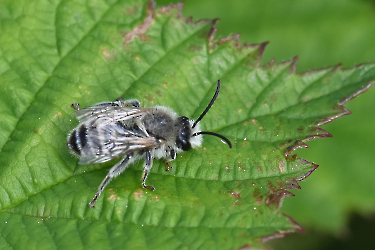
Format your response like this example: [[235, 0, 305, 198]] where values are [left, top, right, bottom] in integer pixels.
[[141, 107, 183, 148]]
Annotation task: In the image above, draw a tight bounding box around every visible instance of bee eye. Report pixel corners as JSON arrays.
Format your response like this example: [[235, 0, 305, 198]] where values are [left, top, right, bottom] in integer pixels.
[[176, 116, 192, 151], [177, 138, 191, 151]]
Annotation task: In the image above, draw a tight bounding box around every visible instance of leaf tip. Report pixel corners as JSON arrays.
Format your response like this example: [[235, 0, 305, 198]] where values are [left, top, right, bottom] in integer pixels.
[[261, 213, 304, 243], [291, 56, 299, 73], [339, 80, 375, 106], [255, 41, 269, 66]]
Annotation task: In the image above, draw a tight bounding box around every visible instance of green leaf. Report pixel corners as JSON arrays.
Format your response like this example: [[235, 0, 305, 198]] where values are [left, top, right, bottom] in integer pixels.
[[0, 0, 374, 249]]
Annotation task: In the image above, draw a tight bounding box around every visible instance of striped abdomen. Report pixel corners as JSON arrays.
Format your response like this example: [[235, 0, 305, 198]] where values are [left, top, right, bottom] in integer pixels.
[[67, 124, 88, 155]]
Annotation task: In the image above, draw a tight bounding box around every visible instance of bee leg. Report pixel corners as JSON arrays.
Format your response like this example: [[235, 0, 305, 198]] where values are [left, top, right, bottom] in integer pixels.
[[72, 103, 79, 111], [165, 162, 172, 171], [124, 99, 140, 107], [89, 153, 133, 208], [165, 149, 176, 171], [142, 150, 155, 191], [116, 98, 141, 108]]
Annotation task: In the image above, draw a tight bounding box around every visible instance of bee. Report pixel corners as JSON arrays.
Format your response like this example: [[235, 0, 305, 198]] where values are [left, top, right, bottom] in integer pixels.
[[67, 80, 231, 207]]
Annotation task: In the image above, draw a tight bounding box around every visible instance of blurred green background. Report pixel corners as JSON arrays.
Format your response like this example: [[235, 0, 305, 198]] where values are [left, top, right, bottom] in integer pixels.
[[157, 0, 375, 249]]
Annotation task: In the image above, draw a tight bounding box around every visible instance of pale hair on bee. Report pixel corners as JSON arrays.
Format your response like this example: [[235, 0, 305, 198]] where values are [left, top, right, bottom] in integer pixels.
[[67, 80, 232, 207]]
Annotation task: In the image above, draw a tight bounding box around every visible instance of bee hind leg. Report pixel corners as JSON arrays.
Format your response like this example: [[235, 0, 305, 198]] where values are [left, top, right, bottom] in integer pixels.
[[89, 153, 134, 208], [142, 150, 155, 191], [116, 98, 141, 108]]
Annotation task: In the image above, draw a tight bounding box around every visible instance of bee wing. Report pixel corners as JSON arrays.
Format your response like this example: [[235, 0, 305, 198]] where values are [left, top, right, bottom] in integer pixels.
[[78, 117, 164, 165], [75, 102, 151, 122]]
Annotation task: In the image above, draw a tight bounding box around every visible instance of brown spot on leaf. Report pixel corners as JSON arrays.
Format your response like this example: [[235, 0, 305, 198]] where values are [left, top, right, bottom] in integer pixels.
[[276, 179, 283, 188], [278, 160, 285, 173], [266, 191, 294, 207], [133, 189, 144, 199], [279, 140, 293, 149], [188, 44, 204, 52], [227, 191, 241, 199], [285, 179, 301, 190], [144, 93, 155, 104], [126, 5, 139, 15], [267, 182, 277, 192], [107, 189, 117, 201], [107, 194, 116, 201], [252, 188, 260, 197], [232, 201, 242, 208], [255, 196, 263, 205], [55, 111, 62, 119], [139, 34, 149, 41], [157, 2, 184, 16], [102, 47, 113, 60], [123, 1, 154, 45], [149, 195, 160, 202]]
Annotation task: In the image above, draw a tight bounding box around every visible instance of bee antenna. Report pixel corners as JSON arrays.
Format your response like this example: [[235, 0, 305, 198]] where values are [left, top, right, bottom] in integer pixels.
[[192, 131, 232, 148], [192, 80, 221, 129]]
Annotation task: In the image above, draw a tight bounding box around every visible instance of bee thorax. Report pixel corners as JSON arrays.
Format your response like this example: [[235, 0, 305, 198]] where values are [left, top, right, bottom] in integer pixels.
[[141, 107, 181, 145]]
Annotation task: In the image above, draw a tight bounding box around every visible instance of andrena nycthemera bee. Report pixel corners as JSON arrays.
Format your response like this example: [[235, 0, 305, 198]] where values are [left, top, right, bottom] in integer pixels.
[[67, 80, 231, 207]]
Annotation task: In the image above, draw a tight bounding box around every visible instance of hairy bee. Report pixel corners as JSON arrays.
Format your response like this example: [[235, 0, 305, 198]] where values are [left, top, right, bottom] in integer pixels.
[[67, 80, 231, 207]]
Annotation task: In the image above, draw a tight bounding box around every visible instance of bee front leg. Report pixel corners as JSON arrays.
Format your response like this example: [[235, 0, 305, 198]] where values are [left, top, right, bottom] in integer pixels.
[[165, 162, 172, 171], [165, 149, 176, 171], [89, 153, 134, 208], [142, 150, 155, 191]]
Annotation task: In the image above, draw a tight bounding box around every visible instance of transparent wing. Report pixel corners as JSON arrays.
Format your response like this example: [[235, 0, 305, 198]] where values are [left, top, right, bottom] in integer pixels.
[[78, 118, 164, 165], [75, 101, 150, 122]]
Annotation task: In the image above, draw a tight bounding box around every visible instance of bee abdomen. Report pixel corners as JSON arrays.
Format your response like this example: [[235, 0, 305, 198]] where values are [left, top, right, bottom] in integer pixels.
[[67, 125, 88, 155], [78, 125, 88, 148]]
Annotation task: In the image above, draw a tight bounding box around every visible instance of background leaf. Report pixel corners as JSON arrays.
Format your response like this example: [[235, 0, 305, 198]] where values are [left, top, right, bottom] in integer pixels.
[[0, 0, 374, 249]]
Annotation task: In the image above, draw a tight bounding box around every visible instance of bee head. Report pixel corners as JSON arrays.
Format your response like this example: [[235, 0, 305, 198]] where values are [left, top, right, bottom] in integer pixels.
[[176, 116, 192, 151], [176, 80, 232, 151]]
